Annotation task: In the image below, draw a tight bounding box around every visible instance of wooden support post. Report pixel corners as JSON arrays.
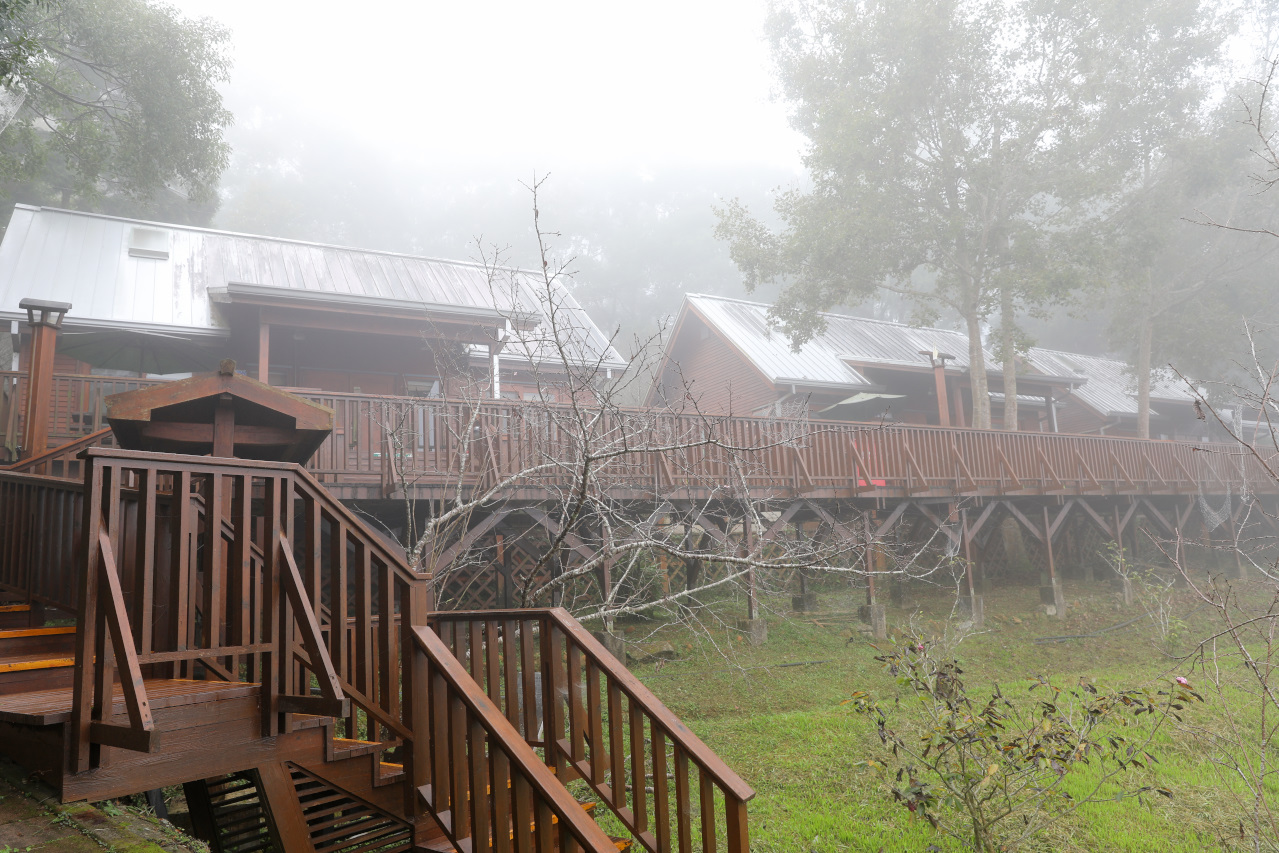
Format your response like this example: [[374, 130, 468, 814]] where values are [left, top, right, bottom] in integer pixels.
[[863, 511, 886, 638], [495, 533, 509, 608], [864, 512, 875, 606], [933, 364, 951, 427], [1226, 509, 1247, 581], [212, 393, 235, 458], [744, 515, 757, 622], [257, 320, 270, 384], [1112, 504, 1124, 582], [18, 298, 70, 459], [960, 510, 983, 625], [1042, 505, 1065, 618]]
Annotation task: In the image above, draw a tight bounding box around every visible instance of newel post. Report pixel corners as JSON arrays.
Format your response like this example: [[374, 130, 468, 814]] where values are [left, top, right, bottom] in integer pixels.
[[19, 298, 71, 459]]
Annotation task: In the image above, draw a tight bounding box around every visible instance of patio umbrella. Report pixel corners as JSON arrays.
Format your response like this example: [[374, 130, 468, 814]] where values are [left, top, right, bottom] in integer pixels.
[[56, 329, 218, 376]]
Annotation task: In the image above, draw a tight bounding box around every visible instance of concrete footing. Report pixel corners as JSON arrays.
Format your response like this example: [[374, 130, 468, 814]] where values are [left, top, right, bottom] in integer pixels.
[[791, 592, 819, 612], [1120, 576, 1136, 606], [957, 593, 984, 627], [735, 618, 768, 646], [1039, 579, 1066, 618], [1083, 563, 1096, 583], [859, 603, 887, 639], [591, 631, 627, 663]]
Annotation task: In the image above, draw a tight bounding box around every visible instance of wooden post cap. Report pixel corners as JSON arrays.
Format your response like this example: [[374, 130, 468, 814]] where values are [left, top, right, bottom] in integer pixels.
[[218, 359, 236, 376]]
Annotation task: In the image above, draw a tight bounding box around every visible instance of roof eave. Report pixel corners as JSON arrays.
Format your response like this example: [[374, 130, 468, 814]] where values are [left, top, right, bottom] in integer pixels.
[[213, 282, 543, 327]]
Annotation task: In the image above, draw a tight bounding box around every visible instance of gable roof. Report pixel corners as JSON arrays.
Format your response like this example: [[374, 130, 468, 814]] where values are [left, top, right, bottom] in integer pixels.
[[0, 204, 625, 370], [1025, 347, 1194, 419], [680, 294, 1070, 390]]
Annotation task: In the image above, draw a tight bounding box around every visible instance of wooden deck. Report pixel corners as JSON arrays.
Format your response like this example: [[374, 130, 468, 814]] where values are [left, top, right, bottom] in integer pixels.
[[0, 679, 257, 726], [1, 371, 1271, 503]]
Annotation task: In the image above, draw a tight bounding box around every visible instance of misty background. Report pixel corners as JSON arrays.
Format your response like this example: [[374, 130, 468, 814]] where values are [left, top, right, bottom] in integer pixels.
[[6, 0, 1279, 386]]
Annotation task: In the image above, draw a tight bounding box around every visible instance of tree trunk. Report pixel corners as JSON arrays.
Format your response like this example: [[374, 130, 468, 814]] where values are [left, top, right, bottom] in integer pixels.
[[1000, 286, 1018, 431], [966, 311, 991, 429], [1136, 308, 1153, 439]]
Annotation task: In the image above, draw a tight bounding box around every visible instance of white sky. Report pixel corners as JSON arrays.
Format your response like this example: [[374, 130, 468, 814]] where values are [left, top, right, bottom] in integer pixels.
[[166, 0, 806, 173]]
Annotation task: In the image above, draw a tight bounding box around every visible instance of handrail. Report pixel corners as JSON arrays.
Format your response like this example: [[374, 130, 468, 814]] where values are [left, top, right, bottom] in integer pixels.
[[3, 426, 113, 477], [409, 625, 618, 853], [429, 608, 754, 853], [3, 371, 1271, 499], [291, 463, 426, 591]]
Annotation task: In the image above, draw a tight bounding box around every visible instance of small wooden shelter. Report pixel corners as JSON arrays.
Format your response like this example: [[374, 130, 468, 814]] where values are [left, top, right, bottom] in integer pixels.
[[104, 360, 333, 462]]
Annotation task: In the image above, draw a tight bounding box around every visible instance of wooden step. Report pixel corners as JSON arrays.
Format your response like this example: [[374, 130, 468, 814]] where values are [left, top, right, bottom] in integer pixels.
[[0, 650, 75, 696], [0, 626, 75, 658], [0, 604, 35, 630], [0, 653, 74, 673]]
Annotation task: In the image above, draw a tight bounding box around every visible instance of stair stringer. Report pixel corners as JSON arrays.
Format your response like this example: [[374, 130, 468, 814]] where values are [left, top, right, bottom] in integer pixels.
[[286, 762, 413, 853], [289, 745, 450, 851]]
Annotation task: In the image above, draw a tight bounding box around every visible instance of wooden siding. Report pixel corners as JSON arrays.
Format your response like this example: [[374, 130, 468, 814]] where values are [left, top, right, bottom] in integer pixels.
[[656, 313, 778, 415]]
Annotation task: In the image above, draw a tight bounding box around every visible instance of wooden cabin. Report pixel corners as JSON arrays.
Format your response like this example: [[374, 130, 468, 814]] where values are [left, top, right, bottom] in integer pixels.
[[1023, 347, 1203, 440], [647, 294, 1081, 429], [0, 204, 626, 460], [648, 294, 1205, 439]]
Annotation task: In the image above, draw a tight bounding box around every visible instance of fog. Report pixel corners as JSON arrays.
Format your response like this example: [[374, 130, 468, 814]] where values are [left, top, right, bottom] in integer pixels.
[[160, 1, 804, 337], [144, 1, 1279, 385]]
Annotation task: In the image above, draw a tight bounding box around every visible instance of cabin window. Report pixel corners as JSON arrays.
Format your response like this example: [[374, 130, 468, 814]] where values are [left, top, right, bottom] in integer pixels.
[[405, 378, 442, 398], [128, 227, 170, 260]]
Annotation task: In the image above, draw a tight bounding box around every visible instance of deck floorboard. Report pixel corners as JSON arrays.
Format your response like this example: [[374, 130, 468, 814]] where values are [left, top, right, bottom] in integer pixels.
[[0, 679, 259, 726]]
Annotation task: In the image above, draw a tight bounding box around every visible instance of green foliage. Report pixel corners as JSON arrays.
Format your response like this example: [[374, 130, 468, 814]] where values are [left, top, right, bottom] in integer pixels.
[[715, 0, 1242, 430], [846, 636, 1200, 852], [0, 0, 231, 219]]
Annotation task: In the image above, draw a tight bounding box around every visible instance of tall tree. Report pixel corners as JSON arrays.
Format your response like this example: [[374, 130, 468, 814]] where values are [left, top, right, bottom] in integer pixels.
[[1079, 3, 1232, 437], [0, 0, 231, 219], [716, 0, 1227, 430]]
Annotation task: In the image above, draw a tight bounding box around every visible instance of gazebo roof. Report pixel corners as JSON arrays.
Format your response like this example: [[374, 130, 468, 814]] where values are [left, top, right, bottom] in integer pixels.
[[104, 362, 333, 463]]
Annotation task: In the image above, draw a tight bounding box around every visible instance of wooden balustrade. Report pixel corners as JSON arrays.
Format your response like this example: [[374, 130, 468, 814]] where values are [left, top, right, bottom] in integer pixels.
[[428, 609, 755, 853], [66, 447, 437, 773], [0, 469, 82, 613], [408, 624, 620, 853], [0, 371, 163, 460], [5, 427, 115, 478], [1, 372, 1270, 501]]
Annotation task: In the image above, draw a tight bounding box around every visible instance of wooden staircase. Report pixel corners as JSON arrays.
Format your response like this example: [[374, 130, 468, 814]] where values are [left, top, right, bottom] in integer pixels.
[[185, 770, 277, 853], [0, 446, 752, 853], [0, 625, 75, 695]]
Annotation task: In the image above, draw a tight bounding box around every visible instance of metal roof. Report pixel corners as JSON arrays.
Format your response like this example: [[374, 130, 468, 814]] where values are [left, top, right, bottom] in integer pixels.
[[1025, 347, 1194, 419], [0, 205, 625, 369], [685, 294, 1052, 389]]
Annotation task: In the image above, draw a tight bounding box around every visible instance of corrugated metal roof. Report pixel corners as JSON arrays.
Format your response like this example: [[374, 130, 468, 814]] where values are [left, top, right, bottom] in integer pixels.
[[687, 294, 1018, 389], [0, 205, 625, 369], [1025, 347, 1193, 418]]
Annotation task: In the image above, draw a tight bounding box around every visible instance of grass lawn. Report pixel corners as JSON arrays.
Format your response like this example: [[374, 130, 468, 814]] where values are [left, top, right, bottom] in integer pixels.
[[614, 571, 1273, 852]]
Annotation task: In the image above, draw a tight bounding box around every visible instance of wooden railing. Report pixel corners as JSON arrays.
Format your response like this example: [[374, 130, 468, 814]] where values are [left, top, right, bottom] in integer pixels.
[[0, 371, 163, 460], [5, 427, 115, 478], [65, 447, 439, 773], [0, 469, 82, 614], [408, 624, 619, 853], [3, 372, 1270, 501], [428, 609, 754, 853]]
